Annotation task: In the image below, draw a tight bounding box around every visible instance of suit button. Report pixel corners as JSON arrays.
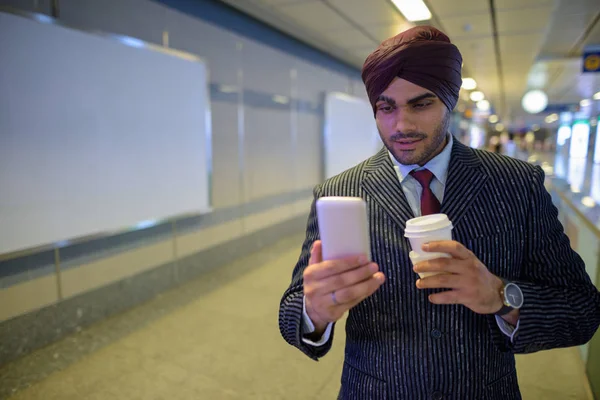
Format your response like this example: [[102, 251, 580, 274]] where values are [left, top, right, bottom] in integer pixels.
[[432, 391, 443, 400], [431, 329, 442, 339]]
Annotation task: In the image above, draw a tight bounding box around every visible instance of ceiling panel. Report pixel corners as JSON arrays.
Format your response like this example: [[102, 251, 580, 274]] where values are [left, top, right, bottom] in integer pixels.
[[499, 33, 545, 56], [473, 78, 498, 99], [550, 11, 597, 28], [326, 0, 405, 25], [542, 28, 586, 56], [540, 58, 581, 100], [364, 22, 415, 42], [453, 38, 496, 67], [502, 53, 538, 67], [468, 64, 498, 79], [352, 47, 376, 64], [438, 13, 493, 40], [274, 1, 353, 31], [538, 0, 600, 57], [582, 15, 600, 49], [321, 29, 377, 49], [425, 0, 490, 17], [494, 0, 556, 10], [553, 0, 600, 15], [496, 7, 554, 35]]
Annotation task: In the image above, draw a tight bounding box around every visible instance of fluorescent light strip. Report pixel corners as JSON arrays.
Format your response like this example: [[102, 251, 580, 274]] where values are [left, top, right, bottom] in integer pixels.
[[391, 0, 432, 22]]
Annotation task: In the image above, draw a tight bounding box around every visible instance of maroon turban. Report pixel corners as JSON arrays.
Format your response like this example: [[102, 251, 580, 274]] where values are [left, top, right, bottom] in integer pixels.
[[361, 26, 463, 114]]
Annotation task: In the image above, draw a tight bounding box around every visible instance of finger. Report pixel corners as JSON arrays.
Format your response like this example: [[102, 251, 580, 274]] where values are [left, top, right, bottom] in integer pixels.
[[333, 272, 385, 304], [312, 262, 379, 294], [415, 273, 463, 290], [413, 257, 465, 275], [423, 240, 471, 260], [308, 240, 322, 265], [306, 254, 370, 281], [428, 289, 462, 305]]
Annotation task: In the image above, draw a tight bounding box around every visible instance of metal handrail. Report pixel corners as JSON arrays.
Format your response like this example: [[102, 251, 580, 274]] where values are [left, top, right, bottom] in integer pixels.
[[0, 212, 203, 263]]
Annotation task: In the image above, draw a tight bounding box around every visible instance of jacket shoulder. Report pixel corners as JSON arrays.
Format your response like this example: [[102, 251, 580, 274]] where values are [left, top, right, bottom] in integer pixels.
[[471, 147, 540, 178]]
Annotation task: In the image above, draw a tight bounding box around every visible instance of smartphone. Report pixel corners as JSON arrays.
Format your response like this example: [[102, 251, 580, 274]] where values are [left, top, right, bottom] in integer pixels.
[[316, 196, 371, 261]]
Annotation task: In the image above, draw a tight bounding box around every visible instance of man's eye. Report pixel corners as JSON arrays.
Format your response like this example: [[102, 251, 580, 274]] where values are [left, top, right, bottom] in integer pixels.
[[378, 105, 394, 113], [413, 102, 432, 109]]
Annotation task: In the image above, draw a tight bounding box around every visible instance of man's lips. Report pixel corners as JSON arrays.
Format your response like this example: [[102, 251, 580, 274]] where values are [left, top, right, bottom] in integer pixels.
[[394, 138, 423, 149]]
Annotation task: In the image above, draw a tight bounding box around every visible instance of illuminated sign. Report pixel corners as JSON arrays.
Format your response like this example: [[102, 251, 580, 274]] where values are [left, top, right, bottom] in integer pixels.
[[583, 51, 600, 73], [556, 125, 571, 146], [595, 117, 600, 164], [569, 120, 590, 158]]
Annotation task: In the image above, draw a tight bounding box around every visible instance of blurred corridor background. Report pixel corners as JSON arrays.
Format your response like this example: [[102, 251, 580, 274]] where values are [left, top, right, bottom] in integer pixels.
[[0, 0, 599, 399]]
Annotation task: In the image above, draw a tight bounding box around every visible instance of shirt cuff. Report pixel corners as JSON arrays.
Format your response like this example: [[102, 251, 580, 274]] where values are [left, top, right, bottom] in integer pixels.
[[301, 295, 333, 346], [495, 314, 520, 343]]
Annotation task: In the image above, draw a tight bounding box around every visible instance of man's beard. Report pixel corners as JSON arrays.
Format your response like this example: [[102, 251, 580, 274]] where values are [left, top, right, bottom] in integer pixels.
[[383, 112, 451, 166]]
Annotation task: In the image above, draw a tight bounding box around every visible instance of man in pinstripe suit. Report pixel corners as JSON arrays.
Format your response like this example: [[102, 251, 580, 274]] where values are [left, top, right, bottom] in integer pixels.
[[279, 26, 600, 399]]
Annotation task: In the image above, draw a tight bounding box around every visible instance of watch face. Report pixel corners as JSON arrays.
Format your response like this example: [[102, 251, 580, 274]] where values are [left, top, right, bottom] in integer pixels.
[[505, 283, 524, 308]]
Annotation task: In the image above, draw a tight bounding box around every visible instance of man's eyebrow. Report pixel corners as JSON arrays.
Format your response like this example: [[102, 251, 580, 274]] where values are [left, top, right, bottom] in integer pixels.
[[376, 93, 437, 106], [406, 93, 437, 104], [376, 95, 396, 106]]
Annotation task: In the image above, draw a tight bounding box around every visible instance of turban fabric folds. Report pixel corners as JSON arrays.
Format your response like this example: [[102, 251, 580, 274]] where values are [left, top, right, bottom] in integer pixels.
[[361, 26, 463, 114]]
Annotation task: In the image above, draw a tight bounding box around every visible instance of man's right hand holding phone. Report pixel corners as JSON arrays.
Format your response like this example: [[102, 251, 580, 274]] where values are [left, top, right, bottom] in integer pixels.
[[303, 240, 386, 340]]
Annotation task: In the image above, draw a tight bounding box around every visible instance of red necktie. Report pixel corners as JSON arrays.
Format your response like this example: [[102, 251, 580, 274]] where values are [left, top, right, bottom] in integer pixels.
[[410, 169, 441, 215]]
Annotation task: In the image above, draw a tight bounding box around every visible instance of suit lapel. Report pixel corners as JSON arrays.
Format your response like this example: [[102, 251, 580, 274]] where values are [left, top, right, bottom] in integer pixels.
[[441, 139, 488, 229], [361, 148, 415, 230]]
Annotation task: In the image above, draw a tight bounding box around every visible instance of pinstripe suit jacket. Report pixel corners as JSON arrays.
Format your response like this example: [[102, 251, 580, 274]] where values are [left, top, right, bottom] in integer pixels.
[[279, 139, 600, 400]]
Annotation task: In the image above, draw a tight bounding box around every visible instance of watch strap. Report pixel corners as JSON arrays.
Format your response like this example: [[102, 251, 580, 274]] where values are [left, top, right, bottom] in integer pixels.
[[495, 278, 514, 316]]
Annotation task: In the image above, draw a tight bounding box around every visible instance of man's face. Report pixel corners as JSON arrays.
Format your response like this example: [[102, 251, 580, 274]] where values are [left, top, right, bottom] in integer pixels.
[[375, 77, 451, 166]]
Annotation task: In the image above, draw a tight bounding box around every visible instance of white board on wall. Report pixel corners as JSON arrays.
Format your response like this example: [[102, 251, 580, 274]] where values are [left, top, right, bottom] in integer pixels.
[[0, 12, 212, 254], [323, 92, 381, 179]]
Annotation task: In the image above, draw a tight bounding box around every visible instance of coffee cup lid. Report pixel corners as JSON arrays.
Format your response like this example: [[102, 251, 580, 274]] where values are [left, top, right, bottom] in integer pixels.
[[404, 213, 453, 236]]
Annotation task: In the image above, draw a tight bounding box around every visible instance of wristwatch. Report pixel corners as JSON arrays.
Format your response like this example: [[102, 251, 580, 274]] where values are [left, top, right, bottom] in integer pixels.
[[496, 279, 524, 316]]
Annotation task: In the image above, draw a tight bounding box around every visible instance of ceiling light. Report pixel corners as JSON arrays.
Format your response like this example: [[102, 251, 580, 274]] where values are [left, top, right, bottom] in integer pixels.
[[580, 99, 591, 107], [470, 91, 485, 102], [391, 0, 432, 21], [462, 78, 477, 90], [219, 85, 238, 93], [525, 132, 535, 143], [593, 92, 600, 100], [495, 123, 505, 132], [272, 95, 289, 104], [544, 113, 559, 124], [521, 90, 548, 114], [476, 100, 490, 111], [582, 196, 596, 208], [489, 115, 499, 124]]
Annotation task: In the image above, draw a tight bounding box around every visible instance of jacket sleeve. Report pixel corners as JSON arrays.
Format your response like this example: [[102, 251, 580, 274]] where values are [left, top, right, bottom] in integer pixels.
[[489, 165, 600, 353], [278, 184, 337, 360]]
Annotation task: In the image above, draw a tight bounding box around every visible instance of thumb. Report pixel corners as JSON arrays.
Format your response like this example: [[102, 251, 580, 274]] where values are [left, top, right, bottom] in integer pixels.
[[309, 240, 322, 265]]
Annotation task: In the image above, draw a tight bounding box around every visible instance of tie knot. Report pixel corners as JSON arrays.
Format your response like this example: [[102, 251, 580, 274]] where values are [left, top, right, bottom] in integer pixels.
[[410, 168, 434, 188]]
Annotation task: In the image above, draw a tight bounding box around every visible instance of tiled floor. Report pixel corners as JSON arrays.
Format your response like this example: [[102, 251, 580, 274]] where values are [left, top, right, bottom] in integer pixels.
[[0, 235, 593, 399]]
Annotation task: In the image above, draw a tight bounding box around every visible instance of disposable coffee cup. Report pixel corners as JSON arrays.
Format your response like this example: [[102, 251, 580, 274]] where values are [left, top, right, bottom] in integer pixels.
[[409, 250, 451, 279], [404, 213, 453, 255]]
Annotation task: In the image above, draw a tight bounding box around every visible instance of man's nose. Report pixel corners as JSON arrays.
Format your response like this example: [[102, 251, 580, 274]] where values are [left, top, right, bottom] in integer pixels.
[[395, 110, 418, 133]]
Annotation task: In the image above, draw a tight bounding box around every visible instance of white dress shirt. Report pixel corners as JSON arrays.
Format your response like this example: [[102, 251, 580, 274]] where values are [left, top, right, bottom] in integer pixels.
[[302, 135, 519, 345]]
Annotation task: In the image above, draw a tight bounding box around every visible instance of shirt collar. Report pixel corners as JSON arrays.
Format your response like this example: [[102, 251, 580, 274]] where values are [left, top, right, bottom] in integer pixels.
[[388, 134, 453, 186]]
